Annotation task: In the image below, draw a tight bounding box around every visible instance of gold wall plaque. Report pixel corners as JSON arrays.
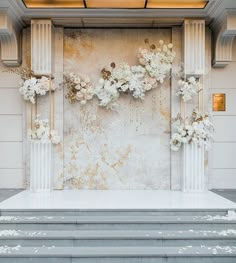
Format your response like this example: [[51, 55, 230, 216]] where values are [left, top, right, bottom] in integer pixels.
[[213, 93, 226, 111]]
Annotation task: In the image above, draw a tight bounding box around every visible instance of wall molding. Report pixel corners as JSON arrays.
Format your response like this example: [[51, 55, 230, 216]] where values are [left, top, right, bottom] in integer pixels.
[[213, 10, 236, 67], [0, 10, 22, 66]]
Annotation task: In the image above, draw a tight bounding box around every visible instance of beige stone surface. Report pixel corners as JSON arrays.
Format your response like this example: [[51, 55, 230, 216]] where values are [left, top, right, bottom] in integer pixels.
[[63, 29, 172, 189]]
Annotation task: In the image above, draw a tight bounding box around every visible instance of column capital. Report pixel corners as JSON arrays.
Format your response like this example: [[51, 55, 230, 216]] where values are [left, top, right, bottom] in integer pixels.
[[0, 10, 22, 66], [212, 10, 236, 68]]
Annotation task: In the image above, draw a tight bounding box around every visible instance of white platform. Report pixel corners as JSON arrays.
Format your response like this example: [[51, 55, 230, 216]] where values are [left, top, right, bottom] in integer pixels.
[[0, 190, 236, 210]]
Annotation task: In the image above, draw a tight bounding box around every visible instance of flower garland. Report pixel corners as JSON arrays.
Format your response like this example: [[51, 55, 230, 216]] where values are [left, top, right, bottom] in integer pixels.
[[170, 110, 214, 151], [28, 115, 60, 145], [176, 76, 201, 102], [64, 39, 175, 108], [64, 73, 94, 105]]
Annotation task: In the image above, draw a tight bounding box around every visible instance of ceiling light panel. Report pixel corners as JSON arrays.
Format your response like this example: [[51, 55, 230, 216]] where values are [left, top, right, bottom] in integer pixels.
[[23, 0, 85, 8], [86, 0, 146, 8], [147, 0, 208, 9]]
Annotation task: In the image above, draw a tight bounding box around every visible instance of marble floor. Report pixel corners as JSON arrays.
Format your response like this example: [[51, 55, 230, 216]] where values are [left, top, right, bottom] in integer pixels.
[[0, 190, 236, 210]]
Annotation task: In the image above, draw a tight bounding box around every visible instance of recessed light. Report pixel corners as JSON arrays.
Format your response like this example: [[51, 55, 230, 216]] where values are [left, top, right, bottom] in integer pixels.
[[86, 0, 146, 8], [147, 0, 208, 9], [22, 0, 85, 8], [22, 0, 208, 9]]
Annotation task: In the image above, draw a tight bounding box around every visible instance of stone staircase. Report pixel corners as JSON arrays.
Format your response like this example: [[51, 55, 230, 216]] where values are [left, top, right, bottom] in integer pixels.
[[0, 209, 236, 262]]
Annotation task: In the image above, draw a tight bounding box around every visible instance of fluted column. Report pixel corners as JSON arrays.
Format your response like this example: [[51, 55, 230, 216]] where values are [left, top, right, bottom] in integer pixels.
[[182, 19, 206, 192], [31, 19, 54, 75], [30, 141, 53, 192], [182, 143, 205, 192], [183, 19, 205, 76]]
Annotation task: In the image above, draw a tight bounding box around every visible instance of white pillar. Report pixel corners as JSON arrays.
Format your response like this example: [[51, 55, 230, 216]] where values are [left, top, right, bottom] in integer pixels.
[[183, 19, 205, 76], [30, 141, 53, 192], [182, 143, 205, 192], [31, 19, 54, 76]]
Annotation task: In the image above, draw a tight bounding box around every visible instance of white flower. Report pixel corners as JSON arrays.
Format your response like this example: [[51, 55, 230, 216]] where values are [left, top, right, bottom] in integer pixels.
[[95, 78, 120, 108], [80, 81, 87, 88], [170, 110, 214, 151], [176, 77, 201, 102], [29, 116, 60, 145], [50, 130, 61, 144], [170, 133, 182, 151], [74, 77, 80, 84], [138, 41, 175, 86], [19, 76, 56, 104], [76, 92, 83, 99]]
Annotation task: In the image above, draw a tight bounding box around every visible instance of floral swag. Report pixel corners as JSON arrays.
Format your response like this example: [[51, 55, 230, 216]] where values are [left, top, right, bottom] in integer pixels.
[[64, 39, 175, 108]]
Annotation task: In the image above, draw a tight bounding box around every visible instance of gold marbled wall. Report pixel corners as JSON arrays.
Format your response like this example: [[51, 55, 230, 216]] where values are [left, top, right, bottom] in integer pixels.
[[63, 29, 171, 189]]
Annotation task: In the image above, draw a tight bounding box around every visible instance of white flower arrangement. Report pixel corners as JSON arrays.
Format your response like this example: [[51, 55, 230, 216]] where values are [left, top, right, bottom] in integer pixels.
[[28, 116, 60, 145], [64, 39, 175, 108], [170, 110, 214, 151], [176, 76, 201, 102], [95, 62, 158, 108], [64, 73, 94, 105], [19, 76, 56, 104], [138, 39, 175, 84]]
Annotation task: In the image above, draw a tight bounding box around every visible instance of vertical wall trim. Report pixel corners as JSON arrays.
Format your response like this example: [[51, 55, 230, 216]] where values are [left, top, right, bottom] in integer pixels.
[[170, 27, 182, 190]]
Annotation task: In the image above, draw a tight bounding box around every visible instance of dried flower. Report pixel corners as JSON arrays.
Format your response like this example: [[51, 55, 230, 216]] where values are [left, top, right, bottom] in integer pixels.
[[64, 73, 94, 105], [110, 62, 116, 68], [150, 44, 156, 50]]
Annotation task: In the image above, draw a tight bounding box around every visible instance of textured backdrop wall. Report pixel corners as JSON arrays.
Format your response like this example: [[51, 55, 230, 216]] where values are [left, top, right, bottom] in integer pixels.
[[63, 29, 172, 190]]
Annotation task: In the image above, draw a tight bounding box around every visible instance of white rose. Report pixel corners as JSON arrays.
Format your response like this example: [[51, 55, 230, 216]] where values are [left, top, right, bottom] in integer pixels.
[[74, 77, 80, 84], [188, 77, 196, 84], [163, 45, 168, 52], [81, 88, 87, 94], [80, 81, 86, 88], [76, 92, 83, 99]]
